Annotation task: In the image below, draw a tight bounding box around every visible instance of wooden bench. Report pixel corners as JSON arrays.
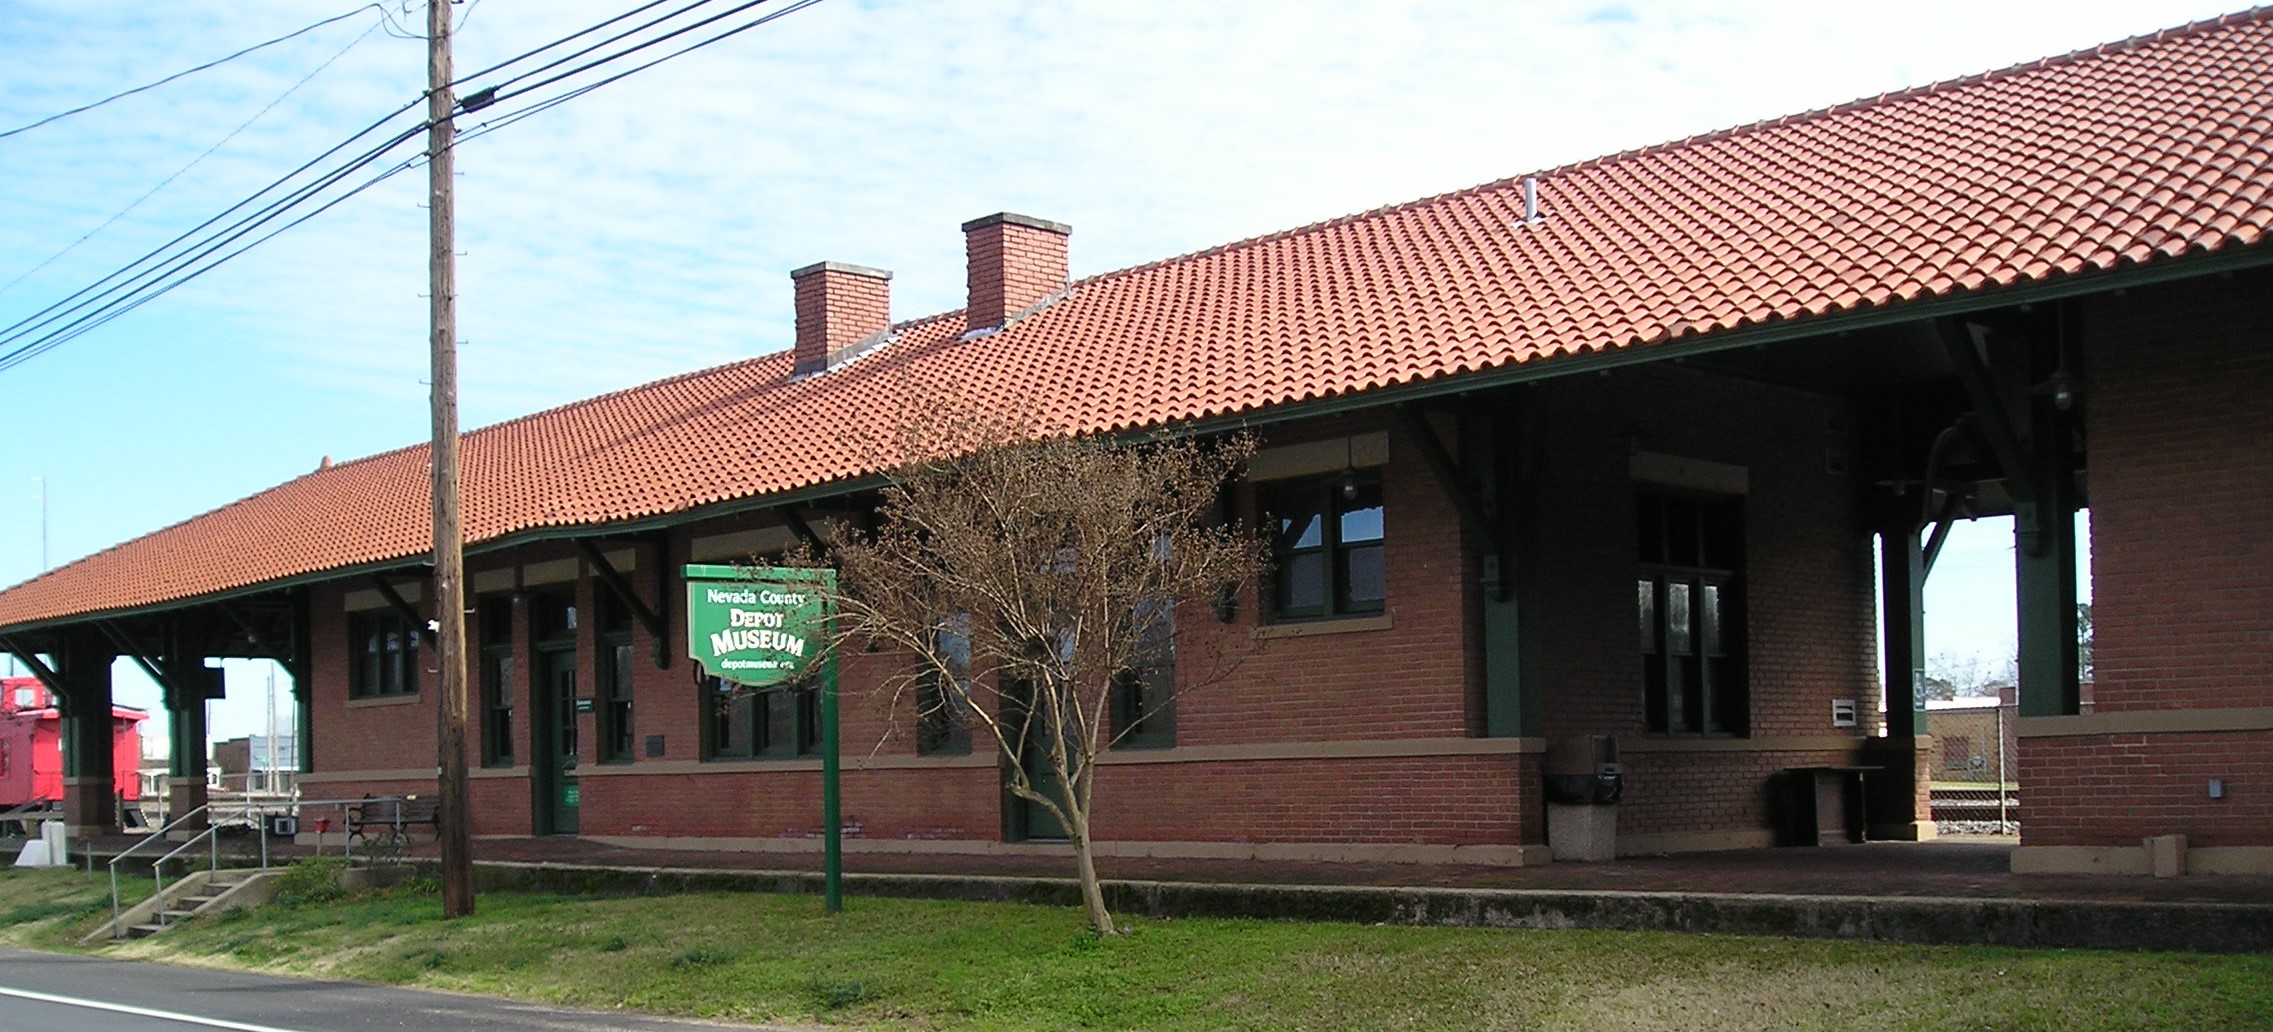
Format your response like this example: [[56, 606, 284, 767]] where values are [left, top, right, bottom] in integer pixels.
[[346, 796, 439, 863]]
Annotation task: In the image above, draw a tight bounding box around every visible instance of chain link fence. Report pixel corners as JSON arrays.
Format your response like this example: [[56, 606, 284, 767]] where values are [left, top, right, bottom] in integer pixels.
[[1926, 699, 2018, 835]]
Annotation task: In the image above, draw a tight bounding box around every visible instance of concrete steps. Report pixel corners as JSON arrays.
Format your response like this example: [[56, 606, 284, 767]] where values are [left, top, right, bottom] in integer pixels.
[[103, 868, 274, 941]]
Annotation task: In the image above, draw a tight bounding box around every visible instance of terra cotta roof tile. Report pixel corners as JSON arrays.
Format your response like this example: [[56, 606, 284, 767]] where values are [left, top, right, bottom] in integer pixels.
[[2, 8, 2270, 630]]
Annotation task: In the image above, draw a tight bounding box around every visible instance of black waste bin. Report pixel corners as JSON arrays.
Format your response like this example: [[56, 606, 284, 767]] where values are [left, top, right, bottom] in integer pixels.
[[1544, 734, 1623, 803]]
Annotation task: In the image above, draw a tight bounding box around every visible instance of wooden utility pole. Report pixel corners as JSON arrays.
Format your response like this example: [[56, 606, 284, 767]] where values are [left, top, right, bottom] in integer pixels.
[[428, 0, 475, 919]]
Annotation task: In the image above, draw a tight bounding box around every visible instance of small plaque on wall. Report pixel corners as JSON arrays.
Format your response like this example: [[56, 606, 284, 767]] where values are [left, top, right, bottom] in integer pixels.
[[645, 734, 667, 758], [574, 698, 595, 714], [1830, 698, 1858, 728]]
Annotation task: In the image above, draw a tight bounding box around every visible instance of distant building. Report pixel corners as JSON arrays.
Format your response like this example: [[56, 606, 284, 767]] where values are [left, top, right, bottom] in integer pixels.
[[211, 734, 298, 794], [1926, 691, 2017, 785]]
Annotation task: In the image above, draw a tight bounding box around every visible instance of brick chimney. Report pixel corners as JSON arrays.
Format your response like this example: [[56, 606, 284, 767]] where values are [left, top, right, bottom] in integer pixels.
[[791, 261, 891, 376], [962, 212, 1070, 333]]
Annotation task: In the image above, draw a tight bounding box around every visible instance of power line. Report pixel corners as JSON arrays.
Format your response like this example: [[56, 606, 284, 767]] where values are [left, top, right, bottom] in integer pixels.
[[450, 0, 693, 86], [0, 0, 835, 372], [0, 116, 428, 352], [461, 0, 827, 139], [0, 5, 396, 142], [0, 20, 391, 300], [0, 153, 427, 373], [461, 0, 727, 95]]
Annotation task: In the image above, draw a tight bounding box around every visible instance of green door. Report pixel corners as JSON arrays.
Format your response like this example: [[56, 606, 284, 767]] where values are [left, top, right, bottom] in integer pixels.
[[1007, 682, 1072, 842], [533, 647, 580, 835]]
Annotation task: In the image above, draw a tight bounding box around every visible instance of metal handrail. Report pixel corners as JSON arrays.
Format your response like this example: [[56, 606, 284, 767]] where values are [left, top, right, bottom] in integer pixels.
[[107, 795, 405, 940]]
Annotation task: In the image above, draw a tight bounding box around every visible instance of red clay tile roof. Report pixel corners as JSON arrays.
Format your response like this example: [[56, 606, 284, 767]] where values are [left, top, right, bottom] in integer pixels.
[[3, 8, 2270, 630]]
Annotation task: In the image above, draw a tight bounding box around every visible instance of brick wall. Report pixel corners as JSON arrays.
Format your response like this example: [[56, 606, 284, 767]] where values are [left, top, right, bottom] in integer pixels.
[[1094, 755, 1532, 845], [2081, 270, 2273, 715], [307, 582, 450, 776], [2022, 732, 2273, 848], [1532, 366, 1881, 840], [2021, 268, 2273, 850], [1183, 414, 1475, 746], [301, 368, 1882, 855]]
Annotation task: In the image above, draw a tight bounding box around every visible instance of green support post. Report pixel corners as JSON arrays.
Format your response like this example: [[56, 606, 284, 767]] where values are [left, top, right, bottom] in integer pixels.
[[821, 626, 843, 914], [2013, 496, 2080, 718], [685, 563, 843, 914], [1473, 397, 1541, 739], [58, 635, 118, 832], [1879, 526, 1927, 738], [2014, 330, 2082, 719]]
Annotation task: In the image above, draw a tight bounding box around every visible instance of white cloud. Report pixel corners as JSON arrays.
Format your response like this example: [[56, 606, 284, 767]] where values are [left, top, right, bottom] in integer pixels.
[[0, 0, 2214, 733]]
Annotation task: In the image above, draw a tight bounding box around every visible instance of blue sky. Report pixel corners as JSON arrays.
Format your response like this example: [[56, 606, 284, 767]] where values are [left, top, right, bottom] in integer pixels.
[[1, 0, 2210, 741]]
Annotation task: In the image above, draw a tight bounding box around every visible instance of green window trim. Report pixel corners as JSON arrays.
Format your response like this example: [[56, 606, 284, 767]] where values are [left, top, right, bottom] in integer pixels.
[[594, 583, 636, 764], [1260, 475, 1386, 621], [348, 610, 419, 699], [704, 676, 823, 761], [477, 594, 516, 767], [1637, 488, 1748, 738], [1110, 598, 1177, 749], [917, 614, 974, 756]]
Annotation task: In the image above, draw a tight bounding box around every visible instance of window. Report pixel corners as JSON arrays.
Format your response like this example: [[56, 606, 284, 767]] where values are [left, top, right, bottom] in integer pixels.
[[348, 610, 418, 698], [478, 595, 515, 766], [706, 676, 820, 759], [1637, 490, 1745, 736], [596, 589, 635, 763], [1111, 599, 1177, 748], [918, 614, 973, 755], [1260, 475, 1385, 620]]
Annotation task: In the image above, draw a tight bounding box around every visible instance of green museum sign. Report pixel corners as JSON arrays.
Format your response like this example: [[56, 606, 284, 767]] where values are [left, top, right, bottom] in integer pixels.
[[683, 562, 846, 914], [684, 564, 835, 688]]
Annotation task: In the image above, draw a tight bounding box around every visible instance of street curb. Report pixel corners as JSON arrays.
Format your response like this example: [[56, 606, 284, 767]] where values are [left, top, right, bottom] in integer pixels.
[[465, 860, 2273, 953]]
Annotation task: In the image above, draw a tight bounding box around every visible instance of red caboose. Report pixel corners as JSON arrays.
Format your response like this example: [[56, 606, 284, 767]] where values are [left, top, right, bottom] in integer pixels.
[[0, 676, 145, 809]]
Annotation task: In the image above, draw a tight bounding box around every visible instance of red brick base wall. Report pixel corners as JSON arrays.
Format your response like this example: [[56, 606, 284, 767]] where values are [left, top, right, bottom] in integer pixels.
[[2021, 731, 2273, 848], [1095, 755, 1534, 846]]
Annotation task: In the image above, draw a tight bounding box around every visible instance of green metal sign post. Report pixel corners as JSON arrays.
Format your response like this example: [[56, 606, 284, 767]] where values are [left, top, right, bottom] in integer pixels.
[[684, 563, 842, 913]]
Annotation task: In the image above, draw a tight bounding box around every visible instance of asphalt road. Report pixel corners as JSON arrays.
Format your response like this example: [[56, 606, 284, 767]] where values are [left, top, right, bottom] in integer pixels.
[[0, 947, 775, 1032]]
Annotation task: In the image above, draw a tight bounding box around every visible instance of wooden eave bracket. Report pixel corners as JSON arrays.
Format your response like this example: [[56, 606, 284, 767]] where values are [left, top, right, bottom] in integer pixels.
[[95, 620, 224, 706], [368, 576, 437, 649], [1393, 403, 1505, 579], [1934, 318, 2039, 505], [213, 600, 286, 660], [95, 621, 170, 694], [575, 539, 669, 668], [778, 507, 826, 553], [0, 635, 66, 700], [1921, 491, 1964, 579]]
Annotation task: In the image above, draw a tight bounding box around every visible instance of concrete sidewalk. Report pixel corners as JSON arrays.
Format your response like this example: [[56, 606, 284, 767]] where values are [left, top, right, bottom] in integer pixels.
[[464, 835, 2273, 905], [59, 833, 2273, 953]]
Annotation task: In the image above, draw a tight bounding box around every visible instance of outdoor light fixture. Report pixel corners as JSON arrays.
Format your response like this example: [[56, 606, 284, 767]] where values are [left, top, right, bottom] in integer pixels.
[[2039, 367, 2079, 411], [1339, 436, 1360, 500], [2032, 307, 2081, 411]]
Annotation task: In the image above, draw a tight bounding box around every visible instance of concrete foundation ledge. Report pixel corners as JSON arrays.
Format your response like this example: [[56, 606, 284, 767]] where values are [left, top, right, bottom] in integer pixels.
[[2191, 847, 2273, 876], [464, 860, 2273, 953], [577, 835, 1550, 867], [2015, 844, 2273, 877]]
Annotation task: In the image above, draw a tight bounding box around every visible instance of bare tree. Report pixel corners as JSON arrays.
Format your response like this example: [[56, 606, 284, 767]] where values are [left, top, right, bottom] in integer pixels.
[[823, 422, 1263, 933], [1923, 649, 2016, 701]]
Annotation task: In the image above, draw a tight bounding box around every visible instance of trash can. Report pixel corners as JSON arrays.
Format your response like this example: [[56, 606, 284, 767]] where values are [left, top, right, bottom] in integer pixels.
[[1545, 735, 1621, 862]]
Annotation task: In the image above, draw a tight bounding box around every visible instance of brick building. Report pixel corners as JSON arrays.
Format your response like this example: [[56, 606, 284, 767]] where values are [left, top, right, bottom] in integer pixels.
[[2, 12, 2268, 875]]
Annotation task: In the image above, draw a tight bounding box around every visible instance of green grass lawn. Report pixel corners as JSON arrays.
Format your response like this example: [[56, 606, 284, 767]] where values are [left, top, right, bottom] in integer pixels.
[[0, 866, 150, 947], [5, 865, 2271, 1031]]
